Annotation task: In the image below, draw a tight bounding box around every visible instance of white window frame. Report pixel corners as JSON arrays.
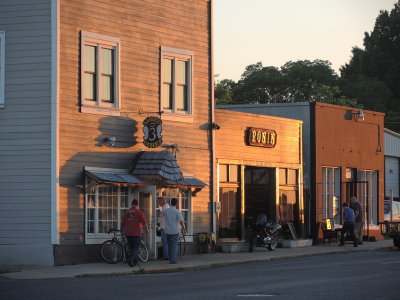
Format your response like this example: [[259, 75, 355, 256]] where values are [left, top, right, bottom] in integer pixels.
[[0, 31, 5, 108], [160, 46, 193, 119], [322, 166, 341, 224], [80, 31, 120, 115], [357, 169, 378, 226], [157, 187, 193, 239], [85, 170, 132, 244]]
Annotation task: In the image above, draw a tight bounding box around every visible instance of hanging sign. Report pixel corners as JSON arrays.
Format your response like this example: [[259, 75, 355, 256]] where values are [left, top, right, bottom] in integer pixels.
[[143, 116, 163, 148], [248, 127, 277, 148]]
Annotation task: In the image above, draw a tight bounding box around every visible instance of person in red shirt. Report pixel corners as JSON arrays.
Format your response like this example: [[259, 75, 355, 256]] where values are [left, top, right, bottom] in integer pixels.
[[121, 199, 149, 267]]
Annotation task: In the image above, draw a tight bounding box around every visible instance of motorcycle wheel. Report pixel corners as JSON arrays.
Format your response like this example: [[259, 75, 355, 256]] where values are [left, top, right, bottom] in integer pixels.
[[249, 235, 257, 252], [267, 233, 279, 251]]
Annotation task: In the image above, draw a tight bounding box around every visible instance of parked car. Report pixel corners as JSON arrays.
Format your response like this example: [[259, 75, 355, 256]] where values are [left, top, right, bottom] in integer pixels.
[[384, 199, 400, 221]]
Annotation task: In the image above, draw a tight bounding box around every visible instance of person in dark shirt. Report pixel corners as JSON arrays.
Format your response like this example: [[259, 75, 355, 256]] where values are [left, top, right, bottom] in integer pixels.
[[339, 202, 358, 247], [350, 196, 363, 245], [121, 199, 149, 267]]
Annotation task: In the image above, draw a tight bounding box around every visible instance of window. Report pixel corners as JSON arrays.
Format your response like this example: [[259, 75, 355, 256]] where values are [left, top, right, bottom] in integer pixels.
[[322, 167, 341, 224], [85, 183, 130, 243], [0, 31, 5, 108], [81, 31, 120, 113], [158, 188, 191, 233], [220, 164, 239, 183], [161, 46, 193, 115], [357, 170, 378, 225]]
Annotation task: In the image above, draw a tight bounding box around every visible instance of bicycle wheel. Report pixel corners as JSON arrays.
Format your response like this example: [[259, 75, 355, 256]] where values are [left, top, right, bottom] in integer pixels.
[[138, 240, 149, 262], [100, 240, 123, 264], [179, 234, 186, 257], [267, 233, 279, 251]]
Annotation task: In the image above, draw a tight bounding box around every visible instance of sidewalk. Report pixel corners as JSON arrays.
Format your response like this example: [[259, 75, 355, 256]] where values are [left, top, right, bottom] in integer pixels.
[[1, 239, 395, 280]]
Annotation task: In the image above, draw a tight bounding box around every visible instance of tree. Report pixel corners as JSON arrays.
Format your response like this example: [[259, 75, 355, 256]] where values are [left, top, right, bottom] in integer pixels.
[[341, 0, 400, 132], [280, 60, 338, 102], [224, 59, 349, 105], [214, 79, 236, 104]]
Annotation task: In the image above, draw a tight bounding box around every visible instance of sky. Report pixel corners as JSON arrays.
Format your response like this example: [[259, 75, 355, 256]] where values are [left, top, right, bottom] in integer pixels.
[[214, 0, 398, 82]]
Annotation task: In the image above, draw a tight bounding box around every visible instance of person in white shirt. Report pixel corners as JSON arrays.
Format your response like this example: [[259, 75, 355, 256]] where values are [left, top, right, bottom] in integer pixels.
[[157, 197, 170, 260], [161, 198, 186, 264]]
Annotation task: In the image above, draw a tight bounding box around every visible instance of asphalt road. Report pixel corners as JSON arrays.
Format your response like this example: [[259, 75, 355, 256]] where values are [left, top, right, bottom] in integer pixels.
[[1, 249, 399, 300]]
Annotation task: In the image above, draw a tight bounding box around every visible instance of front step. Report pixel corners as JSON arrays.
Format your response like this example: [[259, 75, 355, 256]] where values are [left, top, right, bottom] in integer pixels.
[[219, 242, 248, 253], [281, 239, 313, 248]]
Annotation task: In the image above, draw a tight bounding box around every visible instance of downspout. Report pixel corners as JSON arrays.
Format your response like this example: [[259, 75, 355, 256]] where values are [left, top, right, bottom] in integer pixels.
[[51, 0, 60, 247], [209, 0, 216, 234]]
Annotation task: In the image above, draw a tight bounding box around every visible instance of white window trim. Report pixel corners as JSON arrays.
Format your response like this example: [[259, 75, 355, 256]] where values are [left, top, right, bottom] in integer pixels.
[[157, 187, 194, 242], [84, 167, 131, 244], [0, 31, 5, 108], [80, 31, 120, 115], [160, 46, 194, 123]]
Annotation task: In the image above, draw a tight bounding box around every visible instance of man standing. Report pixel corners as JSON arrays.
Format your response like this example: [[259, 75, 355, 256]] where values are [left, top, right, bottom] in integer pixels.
[[157, 197, 170, 260], [350, 196, 363, 245], [161, 198, 186, 264], [339, 202, 357, 247], [121, 199, 149, 267]]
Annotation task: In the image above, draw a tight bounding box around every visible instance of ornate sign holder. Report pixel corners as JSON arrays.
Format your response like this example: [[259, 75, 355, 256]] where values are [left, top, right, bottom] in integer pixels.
[[143, 116, 163, 148]]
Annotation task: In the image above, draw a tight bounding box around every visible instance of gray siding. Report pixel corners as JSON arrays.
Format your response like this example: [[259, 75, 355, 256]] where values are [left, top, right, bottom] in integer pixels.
[[384, 129, 400, 198], [218, 103, 312, 189], [0, 0, 53, 265]]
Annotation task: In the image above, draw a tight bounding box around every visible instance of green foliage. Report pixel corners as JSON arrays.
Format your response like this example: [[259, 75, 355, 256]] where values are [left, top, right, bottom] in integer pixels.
[[341, 0, 400, 132], [215, 60, 353, 106]]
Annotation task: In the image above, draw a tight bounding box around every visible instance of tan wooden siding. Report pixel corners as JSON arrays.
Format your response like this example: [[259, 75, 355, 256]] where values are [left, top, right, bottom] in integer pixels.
[[215, 109, 302, 167], [58, 0, 212, 244]]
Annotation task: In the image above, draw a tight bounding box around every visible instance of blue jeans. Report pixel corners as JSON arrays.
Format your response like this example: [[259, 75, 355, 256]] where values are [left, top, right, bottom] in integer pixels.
[[161, 229, 169, 259], [126, 236, 141, 264], [167, 233, 179, 263]]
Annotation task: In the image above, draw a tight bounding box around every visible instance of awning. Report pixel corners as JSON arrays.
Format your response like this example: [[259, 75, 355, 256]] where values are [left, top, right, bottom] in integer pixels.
[[165, 177, 207, 188], [85, 170, 143, 185], [131, 151, 184, 181], [130, 151, 207, 188]]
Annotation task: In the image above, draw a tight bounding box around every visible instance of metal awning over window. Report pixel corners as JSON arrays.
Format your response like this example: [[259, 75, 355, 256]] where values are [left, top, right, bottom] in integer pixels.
[[85, 170, 143, 185], [165, 177, 207, 188]]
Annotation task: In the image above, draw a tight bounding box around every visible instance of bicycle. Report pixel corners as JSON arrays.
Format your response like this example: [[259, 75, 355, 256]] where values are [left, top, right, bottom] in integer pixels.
[[178, 232, 187, 257], [100, 229, 149, 264]]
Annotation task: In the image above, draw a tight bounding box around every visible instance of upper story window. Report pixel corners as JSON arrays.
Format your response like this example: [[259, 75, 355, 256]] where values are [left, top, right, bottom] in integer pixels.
[[81, 31, 120, 114], [161, 46, 193, 116], [0, 31, 5, 108]]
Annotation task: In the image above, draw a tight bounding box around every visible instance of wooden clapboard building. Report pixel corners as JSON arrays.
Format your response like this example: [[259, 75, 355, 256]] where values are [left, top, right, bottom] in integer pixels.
[[0, 0, 213, 265], [214, 109, 304, 245]]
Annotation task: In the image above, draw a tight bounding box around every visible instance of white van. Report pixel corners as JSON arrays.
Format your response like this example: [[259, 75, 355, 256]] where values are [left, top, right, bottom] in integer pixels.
[[384, 200, 400, 221]]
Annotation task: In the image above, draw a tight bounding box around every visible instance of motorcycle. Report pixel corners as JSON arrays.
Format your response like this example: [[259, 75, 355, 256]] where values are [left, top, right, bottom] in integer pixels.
[[248, 214, 281, 252]]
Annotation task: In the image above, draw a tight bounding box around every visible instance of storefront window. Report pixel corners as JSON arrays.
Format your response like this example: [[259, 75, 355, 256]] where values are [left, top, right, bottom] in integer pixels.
[[322, 167, 341, 224], [357, 170, 378, 225], [86, 184, 130, 237], [158, 188, 191, 233]]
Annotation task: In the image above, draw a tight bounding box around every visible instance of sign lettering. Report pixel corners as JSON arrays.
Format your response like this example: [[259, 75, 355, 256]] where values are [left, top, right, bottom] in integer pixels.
[[248, 127, 277, 148]]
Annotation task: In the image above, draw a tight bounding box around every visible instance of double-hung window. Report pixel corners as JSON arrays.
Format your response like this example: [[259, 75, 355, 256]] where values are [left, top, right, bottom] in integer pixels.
[[322, 166, 341, 224], [0, 31, 5, 108], [161, 46, 193, 115], [81, 31, 120, 113]]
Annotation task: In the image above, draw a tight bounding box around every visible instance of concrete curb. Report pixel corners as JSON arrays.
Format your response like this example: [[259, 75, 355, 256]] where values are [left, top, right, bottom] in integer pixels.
[[1, 242, 395, 279]]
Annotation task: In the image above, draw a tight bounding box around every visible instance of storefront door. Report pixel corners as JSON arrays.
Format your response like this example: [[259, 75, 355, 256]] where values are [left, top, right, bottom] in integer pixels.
[[218, 186, 240, 239], [135, 185, 157, 259]]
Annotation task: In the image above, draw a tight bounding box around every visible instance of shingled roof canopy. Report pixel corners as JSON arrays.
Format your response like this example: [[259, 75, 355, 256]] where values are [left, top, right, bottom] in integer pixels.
[[131, 151, 207, 188]]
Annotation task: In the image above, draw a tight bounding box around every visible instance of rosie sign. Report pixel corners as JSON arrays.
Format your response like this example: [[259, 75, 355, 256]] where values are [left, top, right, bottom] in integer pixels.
[[248, 127, 277, 148]]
